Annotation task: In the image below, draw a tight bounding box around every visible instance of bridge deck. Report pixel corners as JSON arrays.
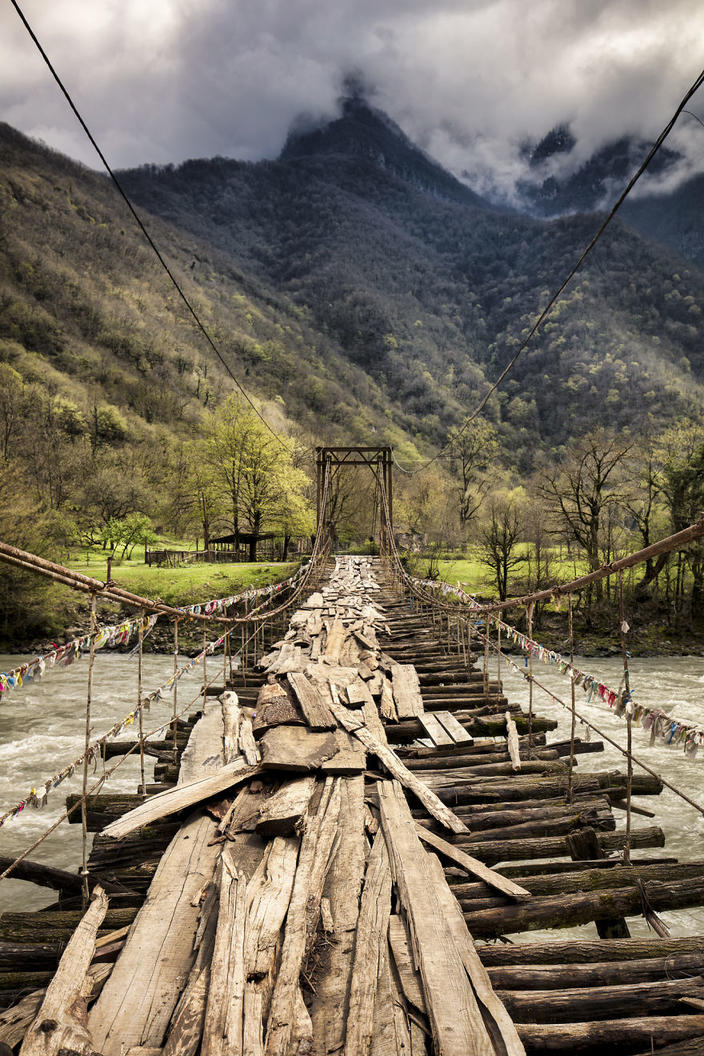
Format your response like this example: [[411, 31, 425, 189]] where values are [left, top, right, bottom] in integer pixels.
[[2, 557, 704, 1055]]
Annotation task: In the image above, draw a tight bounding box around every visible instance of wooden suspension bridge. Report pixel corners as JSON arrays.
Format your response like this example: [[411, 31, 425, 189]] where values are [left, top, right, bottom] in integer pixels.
[[0, 452, 704, 1055]]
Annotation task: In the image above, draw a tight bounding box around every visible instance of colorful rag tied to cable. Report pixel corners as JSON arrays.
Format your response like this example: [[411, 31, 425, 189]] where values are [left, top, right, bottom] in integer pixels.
[[408, 573, 704, 758]]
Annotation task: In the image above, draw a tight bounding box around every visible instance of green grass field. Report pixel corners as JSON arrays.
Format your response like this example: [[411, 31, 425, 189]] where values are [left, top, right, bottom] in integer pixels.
[[67, 554, 299, 608]]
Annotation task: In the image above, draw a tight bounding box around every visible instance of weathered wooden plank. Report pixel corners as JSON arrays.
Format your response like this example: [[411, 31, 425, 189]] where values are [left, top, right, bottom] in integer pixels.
[[505, 712, 521, 771], [102, 758, 256, 839], [324, 618, 347, 664], [434, 711, 473, 744], [319, 729, 367, 774], [20, 887, 109, 1056], [498, 975, 704, 1023], [239, 717, 261, 765], [201, 847, 247, 1056], [379, 677, 397, 722], [388, 915, 426, 1013], [391, 664, 424, 719], [426, 853, 526, 1056], [328, 687, 469, 835], [344, 830, 393, 1056], [310, 776, 366, 1055], [221, 691, 241, 762], [259, 726, 339, 771], [415, 824, 531, 900], [265, 779, 341, 1056], [378, 781, 494, 1056], [162, 885, 218, 1056], [418, 712, 454, 746], [90, 713, 227, 1054], [256, 777, 316, 835], [287, 671, 336, 729]]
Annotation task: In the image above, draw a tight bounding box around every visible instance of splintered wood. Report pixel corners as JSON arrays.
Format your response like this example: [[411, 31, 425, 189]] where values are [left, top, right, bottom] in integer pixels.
[[33, 557, 525, 1056]]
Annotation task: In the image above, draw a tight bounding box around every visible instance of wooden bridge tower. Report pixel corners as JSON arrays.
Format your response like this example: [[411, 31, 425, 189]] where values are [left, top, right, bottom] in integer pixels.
[[315, 446, 393, 553]]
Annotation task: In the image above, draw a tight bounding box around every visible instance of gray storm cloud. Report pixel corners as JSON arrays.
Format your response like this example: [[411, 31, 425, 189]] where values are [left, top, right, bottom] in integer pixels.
[[1, 0, 703, 199]]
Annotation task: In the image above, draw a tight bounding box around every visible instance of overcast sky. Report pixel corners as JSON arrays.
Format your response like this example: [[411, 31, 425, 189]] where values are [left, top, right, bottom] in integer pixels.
[[2, 0, 704, 199]]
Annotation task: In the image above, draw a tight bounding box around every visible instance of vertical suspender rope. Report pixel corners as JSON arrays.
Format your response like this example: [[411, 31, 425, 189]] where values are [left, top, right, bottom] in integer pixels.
[[172, 618, 180, 765], [202, 627, 208, 711], [483, 622, 490, 697], [527, 602, 535, 757], [496, 618, 502, 697], [567, 594, 576, 805], [619, 570, 634, 865], [81, 592, 97, 905], [137, 612, 146, 796]]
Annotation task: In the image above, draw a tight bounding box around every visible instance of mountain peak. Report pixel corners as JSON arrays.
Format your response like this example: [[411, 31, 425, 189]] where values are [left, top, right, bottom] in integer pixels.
[[279, 94, 489, 208]]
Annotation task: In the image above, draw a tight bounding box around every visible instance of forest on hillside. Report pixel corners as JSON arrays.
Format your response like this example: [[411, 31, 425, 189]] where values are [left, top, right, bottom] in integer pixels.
[[1, 112, 703, 646]]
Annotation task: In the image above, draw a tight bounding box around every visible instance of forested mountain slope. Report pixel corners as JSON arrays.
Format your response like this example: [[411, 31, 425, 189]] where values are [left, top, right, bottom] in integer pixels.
[[2, 95, 704, 478]]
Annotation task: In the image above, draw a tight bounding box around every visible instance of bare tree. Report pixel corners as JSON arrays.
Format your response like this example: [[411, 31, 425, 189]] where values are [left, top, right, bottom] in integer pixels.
[[449, 420, 498, 528], [539, 429, 632, 604], [479, 496, 524, 600]]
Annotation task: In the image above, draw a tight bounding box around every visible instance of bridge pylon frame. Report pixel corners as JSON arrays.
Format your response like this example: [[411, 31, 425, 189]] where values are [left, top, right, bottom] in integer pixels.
[[315, 446, 393, 554]]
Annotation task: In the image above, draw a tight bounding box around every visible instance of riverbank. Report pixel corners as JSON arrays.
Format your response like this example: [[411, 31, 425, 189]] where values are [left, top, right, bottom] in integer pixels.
[[1, 559, 299, 654]]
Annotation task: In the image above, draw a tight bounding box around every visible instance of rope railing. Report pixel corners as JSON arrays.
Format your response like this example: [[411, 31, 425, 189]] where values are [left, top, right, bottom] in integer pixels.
[[377, 473, 704, 833]]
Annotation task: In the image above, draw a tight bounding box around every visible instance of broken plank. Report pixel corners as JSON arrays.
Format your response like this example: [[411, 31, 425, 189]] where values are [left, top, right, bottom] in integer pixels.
[[201, 847, 247, 1056], [259, 726, 339, 772], [506, 711, 521, 771], [434, 711, 473, 745], [101, 758, 257, 839], [20, 887, 109, 1056], [287, 671, 336, 729], [391, 663, 424, 719], [415, 825, 531, 901], [344, 830, 393, 1056], [378, 781, 494, 1056], [419, 712, 454, 746], [239, 717, 261, 765], [328, 687, 469, 835], [256, 777, 316, 835], [388, 915, 426, 1013]]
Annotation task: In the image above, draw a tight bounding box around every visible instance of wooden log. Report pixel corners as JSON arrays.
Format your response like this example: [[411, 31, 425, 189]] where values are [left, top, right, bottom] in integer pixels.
[[567, 826, 630, 939], [452, 861, 704, 905], [0, 908, 136, 944], [0, 943, 61, 970], [516, 1015, 704, 1052], [499, 975, 704, 1023], [425, 797, 610, 831], [478, 936, 704, 967], [464, 877, 704, 938], [423, 808, 614, 845], [19, 887, 108, 1056], [415, 825, 531, 901], [344, 830, 392, 1056], [221, 691, 241, 761], [256, 777, 315, 835], [0, 856, 85, 895], [287, 671, 336, 729], [378, 780, 495, 1056], [486, 952, 704, 990], [101, 758, 257, 839], [452, 825, 664, 866]]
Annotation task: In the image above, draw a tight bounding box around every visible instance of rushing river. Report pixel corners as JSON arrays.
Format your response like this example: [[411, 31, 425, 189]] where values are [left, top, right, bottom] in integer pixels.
[[0, 650, 703, 944]]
